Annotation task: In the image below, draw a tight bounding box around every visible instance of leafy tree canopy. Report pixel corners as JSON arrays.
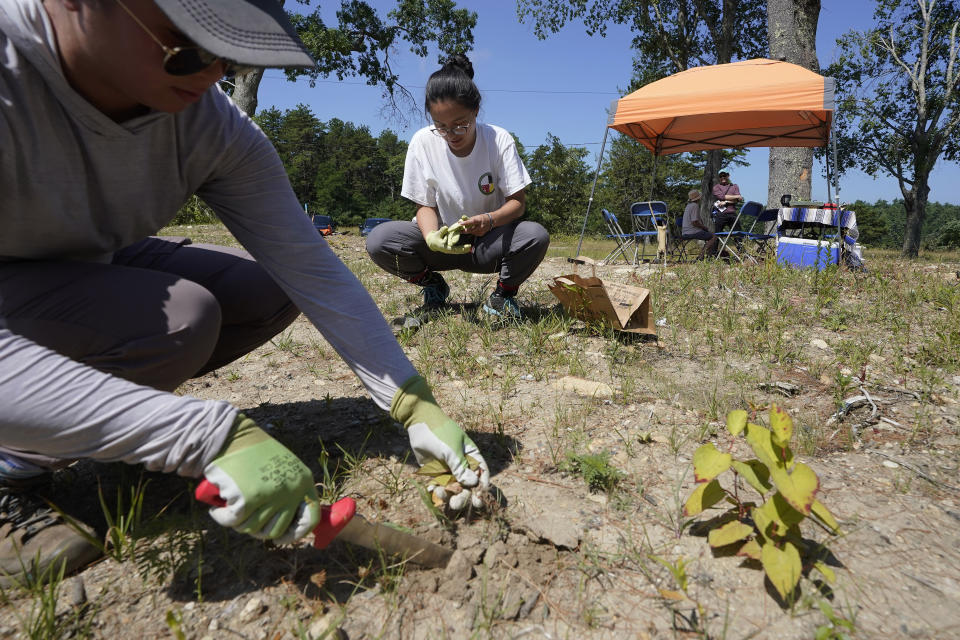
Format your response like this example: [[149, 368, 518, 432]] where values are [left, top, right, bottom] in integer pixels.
[[827, 0, 960, 255], [286, 0, 477, 101], [524, 134, 594, 234], [228, 1, 476, 118], [828, 0, 960, 179], [516, 0, 768, 72], [252, 105, 410, 227]]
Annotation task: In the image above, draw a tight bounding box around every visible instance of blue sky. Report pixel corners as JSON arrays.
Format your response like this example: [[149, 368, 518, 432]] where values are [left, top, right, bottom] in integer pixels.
[[256, 0, 959, 207]]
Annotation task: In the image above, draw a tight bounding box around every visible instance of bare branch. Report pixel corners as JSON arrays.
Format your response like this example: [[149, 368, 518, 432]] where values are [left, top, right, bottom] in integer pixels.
[[916, 0, 932, 115], [880, 21, 917, 81], [650, 1, 684, 72], [944, 19, 959, 105], [692, 0, 718, 34], [879, 29, 923, 113]]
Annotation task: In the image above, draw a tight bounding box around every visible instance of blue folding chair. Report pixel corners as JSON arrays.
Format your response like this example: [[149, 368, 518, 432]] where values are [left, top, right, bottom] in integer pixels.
[[601, 209, 650, 264], [742, 208, 779, 258], [659, 209, 690, 262], [629, 201, 669, 262], [715, 201, 764, 262]]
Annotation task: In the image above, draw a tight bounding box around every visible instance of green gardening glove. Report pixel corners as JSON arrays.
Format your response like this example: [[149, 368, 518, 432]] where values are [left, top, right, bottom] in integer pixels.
[[391, 375, 490, 509], [446, 217, 469, 249], [203, 414, 320, 544], [425, 223, 471, 254]]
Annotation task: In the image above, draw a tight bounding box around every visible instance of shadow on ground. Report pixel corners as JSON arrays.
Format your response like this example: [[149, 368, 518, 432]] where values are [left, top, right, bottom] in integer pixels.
[[37, 396, 517, 605]]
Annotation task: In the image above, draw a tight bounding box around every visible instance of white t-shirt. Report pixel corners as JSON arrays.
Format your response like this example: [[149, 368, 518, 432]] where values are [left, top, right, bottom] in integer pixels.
[[401, 123, 532, 226]]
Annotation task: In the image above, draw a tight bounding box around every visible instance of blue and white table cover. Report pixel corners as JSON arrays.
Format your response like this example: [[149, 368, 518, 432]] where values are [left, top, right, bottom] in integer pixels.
[[777, 207, 859, 247]]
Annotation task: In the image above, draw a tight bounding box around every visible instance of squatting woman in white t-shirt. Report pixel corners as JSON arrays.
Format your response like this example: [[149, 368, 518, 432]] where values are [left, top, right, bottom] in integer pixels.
[[365, 55, 550, 319]]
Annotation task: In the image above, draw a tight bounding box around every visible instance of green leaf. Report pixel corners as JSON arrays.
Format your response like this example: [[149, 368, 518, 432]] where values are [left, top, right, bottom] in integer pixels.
[[753, 493, 804, 537], [769, 404, 793, 446], [761, 541, 802, 600], [418, 455, 479, 480], [771, 493, 806, 531], [752, 501, 774, 537], [738, 538, 762, 560], [769, 462, 819, 515], [416, 459, 449, 476], [745, 423, 792, 471], [814, 560, 836, 584], [732, 459, 772, 495], [430, 473, 455, 487], [726, 410, 748, 436], [708, 521, 754, 548], [683, 479, 725, 516], [692, 443, 732, 483], [811, 499, 840, 533]]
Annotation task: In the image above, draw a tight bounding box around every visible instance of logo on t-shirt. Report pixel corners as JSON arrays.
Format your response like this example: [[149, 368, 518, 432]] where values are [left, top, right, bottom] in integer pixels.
[[477, 172, 495, 195]]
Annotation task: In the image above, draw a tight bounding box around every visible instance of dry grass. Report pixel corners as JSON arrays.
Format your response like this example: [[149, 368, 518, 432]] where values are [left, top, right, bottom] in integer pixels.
[[2, 223, 957, 639]]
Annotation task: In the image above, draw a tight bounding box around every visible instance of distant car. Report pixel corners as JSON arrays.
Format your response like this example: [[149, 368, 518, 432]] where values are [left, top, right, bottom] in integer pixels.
[[359, 217, 392, 236], [312, 214, 334, 236]]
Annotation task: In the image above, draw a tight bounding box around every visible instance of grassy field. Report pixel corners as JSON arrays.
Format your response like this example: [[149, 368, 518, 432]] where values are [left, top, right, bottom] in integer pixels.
[[1, 224, 958, 639]]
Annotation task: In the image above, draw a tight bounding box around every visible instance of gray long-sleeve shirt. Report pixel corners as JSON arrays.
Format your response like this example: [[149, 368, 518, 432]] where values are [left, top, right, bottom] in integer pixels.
[[0, 0, 416, 477]]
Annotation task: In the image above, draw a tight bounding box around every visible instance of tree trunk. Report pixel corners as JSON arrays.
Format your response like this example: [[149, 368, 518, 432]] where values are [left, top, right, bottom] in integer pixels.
[[231, 70, 265, 117], [230, 0, 284, 117], [700, 150, 723, 230], [766, 0, 820, 208], [901, 178, 929, 258], [767, 148, 812, 206]]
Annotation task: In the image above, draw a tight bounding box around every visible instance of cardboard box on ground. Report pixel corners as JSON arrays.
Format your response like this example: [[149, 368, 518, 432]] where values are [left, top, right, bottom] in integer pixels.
[[548, 257, 656, 336]]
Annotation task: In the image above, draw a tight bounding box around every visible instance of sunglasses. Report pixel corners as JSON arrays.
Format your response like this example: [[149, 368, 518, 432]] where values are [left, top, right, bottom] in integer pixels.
[[115, 0, 257, 77]]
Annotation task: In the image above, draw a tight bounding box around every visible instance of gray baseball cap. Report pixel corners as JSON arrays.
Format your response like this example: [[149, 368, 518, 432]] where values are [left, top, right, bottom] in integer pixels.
[[153, 0, 315, 69]]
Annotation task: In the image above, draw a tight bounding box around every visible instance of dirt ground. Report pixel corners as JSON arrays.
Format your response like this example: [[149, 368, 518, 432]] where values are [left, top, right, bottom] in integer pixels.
[[1, 231, 959, 639]]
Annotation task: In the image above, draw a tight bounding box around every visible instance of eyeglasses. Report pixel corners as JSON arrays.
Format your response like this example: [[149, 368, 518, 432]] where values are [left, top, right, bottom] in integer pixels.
[[430, 122, 472, 138], [115, 0, 256, 77]]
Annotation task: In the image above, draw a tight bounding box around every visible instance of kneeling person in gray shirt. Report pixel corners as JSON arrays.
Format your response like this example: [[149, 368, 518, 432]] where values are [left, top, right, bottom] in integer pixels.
[[0, 0, 489, 585]]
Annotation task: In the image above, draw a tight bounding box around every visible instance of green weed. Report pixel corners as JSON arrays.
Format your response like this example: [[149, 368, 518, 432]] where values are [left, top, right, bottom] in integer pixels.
[[96, 476, 148, 562], [560, 450, 625, 494], [270, 330, 301, 355], [814, 599, 857, 640]]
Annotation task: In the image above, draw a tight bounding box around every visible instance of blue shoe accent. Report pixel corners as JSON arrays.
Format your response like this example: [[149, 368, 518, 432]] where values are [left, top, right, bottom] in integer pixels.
[[482, 292, 521, 319]]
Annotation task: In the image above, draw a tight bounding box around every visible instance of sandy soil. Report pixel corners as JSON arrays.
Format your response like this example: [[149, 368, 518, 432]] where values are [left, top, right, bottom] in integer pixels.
[[1, 232, 958, 639]]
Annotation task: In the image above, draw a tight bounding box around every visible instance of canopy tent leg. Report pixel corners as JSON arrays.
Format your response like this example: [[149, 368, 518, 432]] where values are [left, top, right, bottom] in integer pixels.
[[647, 154, 660, 202], [826, 116, 842, 260], [644, 153, 663, 266], [831, 117, 841, 203], [575, 124, 611, 258], [576, 101, 621, 259], [825, 143, 833, 206]]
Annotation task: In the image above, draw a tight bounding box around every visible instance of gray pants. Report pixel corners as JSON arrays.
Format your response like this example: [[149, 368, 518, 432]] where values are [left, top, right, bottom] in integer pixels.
[[365, 220, 550, 288], [0, 237, 299, 469]]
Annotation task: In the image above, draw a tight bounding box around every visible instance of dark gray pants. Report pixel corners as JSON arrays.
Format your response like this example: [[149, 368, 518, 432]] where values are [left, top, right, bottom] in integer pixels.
[[365, 220, 549, 288], [0, 237, 299, 469]]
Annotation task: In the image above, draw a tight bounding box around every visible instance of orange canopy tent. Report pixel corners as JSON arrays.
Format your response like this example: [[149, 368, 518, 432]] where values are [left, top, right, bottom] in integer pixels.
[[577, 59, 839, 254], [609, 58, 835, 155]]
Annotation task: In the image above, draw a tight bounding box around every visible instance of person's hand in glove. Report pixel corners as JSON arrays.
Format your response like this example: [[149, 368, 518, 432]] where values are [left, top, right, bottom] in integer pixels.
[[425, 218, 471, 254], [203, 414, 320, 544], [391, 375, 490, 509]]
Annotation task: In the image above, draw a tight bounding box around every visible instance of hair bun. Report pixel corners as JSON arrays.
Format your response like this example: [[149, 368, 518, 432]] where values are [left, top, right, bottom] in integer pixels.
[[444, 54, 474, 80]]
